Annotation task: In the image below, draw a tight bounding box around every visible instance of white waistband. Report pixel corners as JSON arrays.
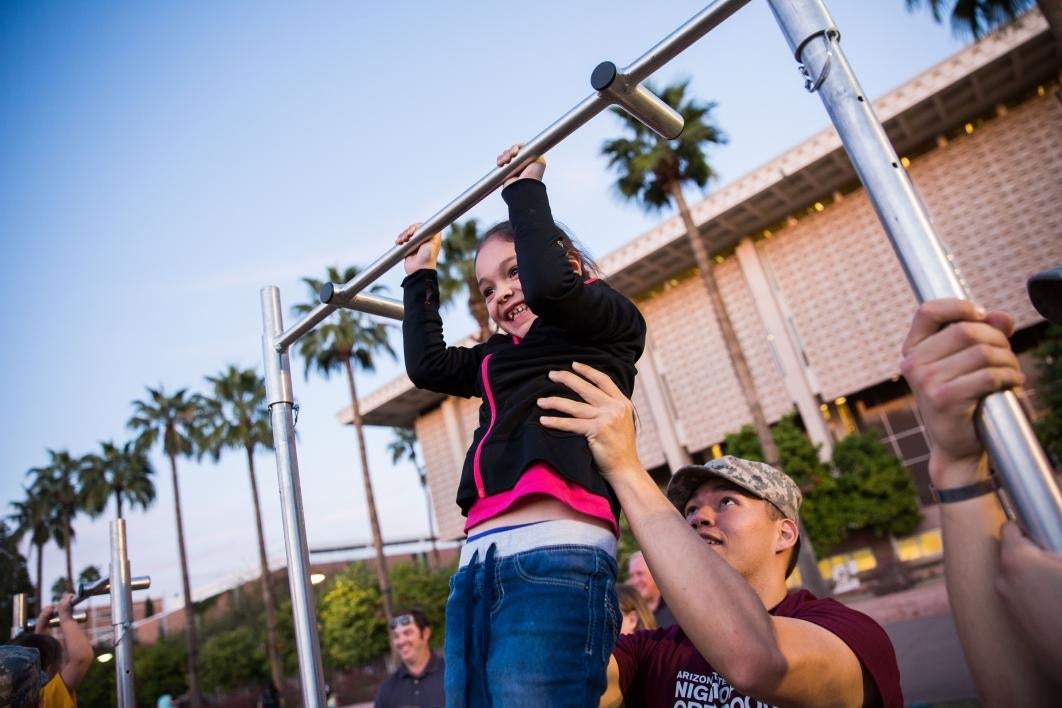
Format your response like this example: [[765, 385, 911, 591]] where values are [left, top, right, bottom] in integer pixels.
[[459, 519, 616, 568]]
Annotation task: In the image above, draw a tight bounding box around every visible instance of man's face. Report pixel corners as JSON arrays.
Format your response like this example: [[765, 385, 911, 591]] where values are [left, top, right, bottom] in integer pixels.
[[390, 621, 431, 668], [627, 553, 659, 603], [683, 479, 783, 579]]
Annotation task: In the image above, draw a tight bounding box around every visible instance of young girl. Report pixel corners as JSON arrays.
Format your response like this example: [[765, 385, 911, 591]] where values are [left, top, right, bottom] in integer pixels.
[[396, 144, 646, 706]]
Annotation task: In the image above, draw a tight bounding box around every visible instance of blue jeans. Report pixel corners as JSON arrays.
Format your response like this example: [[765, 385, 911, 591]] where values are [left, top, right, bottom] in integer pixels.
[[443, 541, 619, 707]]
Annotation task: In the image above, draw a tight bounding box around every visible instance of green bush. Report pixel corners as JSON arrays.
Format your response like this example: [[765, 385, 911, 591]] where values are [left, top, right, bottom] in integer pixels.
[[318, 564, 388, 669], [199, 625, 268, 693], [390, 560, 453, 649], [831, 431, 921, 540], [75, 647, 117, 707], [134, 635, 187, 707]]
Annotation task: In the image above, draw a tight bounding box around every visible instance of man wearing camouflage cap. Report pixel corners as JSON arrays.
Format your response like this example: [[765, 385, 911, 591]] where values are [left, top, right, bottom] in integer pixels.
[[539, 363, 902, 707]]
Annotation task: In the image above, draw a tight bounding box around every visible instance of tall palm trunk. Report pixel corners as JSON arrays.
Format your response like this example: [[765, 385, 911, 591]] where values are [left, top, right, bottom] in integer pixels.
[[343, 357, 395, 618], [246, 444, 285, 693], [35, 542, 44, 612], [115, 489, 125, 519], [169, 453, 201, 707], [417, 469, 440, 568], [466, 273, 492, 342], [670, 183, 827, 596], [62, 509, 74, 593]]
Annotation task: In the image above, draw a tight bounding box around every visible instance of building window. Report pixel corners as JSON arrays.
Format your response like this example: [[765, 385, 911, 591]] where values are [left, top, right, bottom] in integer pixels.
[[859, 395, 934, 505]]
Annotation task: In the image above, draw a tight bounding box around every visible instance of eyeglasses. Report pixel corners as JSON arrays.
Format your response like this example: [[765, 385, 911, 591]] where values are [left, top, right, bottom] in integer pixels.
[[389, 614, 415, 630]]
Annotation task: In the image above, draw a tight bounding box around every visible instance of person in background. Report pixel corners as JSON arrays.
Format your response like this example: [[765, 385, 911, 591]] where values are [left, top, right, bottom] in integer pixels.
[[626, 551, 676, 628], [615, 583, 656, 634], [374, 609, 444, 708]]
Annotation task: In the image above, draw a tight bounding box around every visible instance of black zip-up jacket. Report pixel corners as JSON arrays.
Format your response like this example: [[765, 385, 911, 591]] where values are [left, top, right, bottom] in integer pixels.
[[402, 179, 646, 521]]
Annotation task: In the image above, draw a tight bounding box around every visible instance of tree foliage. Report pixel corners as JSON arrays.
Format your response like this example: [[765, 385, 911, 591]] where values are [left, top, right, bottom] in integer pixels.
[[135, 636, 189, 706], [831, 431, 922, 540], [81, 439, 156, 520], [74, 652, 117, 707], [318, 564, 389, 669], [436, 219, 493, 341], [1033, 324, 1062, 458], [0, 520, 33, 640], [905, 0, 1034, 38], [199, 625, 268, 693], [601, 80, 726, 211], [390, 560, 452, 649]]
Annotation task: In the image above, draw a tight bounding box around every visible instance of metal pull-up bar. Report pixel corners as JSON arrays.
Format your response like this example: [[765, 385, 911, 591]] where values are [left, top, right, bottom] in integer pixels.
[[262, 0, 1062, 703]]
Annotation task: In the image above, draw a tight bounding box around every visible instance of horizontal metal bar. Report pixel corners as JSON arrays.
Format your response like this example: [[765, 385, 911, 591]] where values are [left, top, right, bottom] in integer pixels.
[[74, 576, 151, 605], [27, 611, 88, 629], [623, 0, 752, 82], [318, 287, 404, 321], [324, 92, 609, 309]]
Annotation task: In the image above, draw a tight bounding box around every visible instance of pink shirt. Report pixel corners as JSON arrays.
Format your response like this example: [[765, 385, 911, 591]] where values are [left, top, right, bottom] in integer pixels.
[[465, 462, 619, 537]]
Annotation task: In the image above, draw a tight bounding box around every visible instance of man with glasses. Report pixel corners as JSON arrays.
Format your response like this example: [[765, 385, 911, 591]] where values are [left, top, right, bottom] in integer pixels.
[[375, 609, 445, 708]]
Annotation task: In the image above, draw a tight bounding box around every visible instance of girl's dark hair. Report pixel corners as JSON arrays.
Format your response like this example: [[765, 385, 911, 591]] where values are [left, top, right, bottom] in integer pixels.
[[10, 632, 62, 675], [477, 220, 601, 279]]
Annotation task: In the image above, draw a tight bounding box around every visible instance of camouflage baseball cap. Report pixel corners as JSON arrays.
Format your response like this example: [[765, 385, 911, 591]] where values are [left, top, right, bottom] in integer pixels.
[[0, 645, 42, 708], [667, 455, 802, 520]]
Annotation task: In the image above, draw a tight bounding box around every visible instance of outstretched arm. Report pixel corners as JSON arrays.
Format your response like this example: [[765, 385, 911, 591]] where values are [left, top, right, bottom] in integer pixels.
[[541, 364, 870, 707], [55, 594, 93, 690], [397, 223, 481, 396], [900, 298, 1057, 703]]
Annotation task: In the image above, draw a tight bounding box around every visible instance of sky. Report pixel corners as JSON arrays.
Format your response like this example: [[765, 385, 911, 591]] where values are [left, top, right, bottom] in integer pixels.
[[1, 1, 967, 612]]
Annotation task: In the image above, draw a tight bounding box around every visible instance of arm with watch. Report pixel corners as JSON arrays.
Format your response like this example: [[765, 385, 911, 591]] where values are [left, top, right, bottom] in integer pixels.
[[900, 298, 1059, 703]]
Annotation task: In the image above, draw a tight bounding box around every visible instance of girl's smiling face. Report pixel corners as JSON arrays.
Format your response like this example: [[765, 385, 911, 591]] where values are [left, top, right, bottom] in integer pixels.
[[476, 236, 537, 338]]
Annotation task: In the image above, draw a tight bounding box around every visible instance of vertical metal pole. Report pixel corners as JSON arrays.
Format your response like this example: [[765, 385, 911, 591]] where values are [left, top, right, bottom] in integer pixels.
[[110, 520, 136, 708], [261, 286, 327, 706], [767, 0, 1062, 551], [11, 593, 27, 638]]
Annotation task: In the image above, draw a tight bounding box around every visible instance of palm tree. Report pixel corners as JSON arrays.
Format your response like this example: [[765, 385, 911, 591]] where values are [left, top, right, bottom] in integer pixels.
[[437, 219, 493, 342], [82, 440, 156, 520], [9, 490, 63, 612], [198, 365, 284, 692], [387, 427, 440, 567], [602, 82, 827, 595], [904, 0, 1060, 49], [27, 450, 86, 594], [128, 386, 203, 707], [294, 265, 398, 618]]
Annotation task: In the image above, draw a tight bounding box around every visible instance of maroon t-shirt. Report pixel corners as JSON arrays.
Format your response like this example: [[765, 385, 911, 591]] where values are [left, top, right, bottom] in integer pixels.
[[613, 589, 902, 708]]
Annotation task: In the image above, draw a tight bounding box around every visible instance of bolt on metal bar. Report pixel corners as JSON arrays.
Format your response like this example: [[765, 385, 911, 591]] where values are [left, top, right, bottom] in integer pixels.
[[768, 0, 1062, 551], [27, 612, 89, 630], [260, 286, 327, 707]]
